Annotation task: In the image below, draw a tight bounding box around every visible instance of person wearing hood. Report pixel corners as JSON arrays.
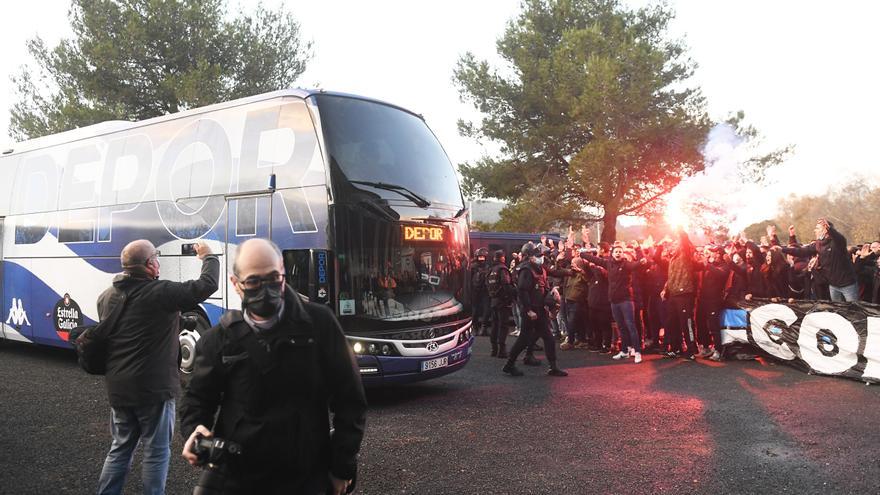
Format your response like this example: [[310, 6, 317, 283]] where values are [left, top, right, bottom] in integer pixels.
[[95, 239, 219, 495]]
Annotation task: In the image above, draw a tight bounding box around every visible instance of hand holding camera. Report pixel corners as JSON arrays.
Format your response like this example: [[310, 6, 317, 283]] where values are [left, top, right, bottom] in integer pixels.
[[182, 425, 242, 467]]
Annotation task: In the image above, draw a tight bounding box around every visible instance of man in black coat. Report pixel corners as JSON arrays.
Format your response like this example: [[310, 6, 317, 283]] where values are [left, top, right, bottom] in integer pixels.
[[96, 239, 219, 495], [181, 239, 367, 495], [782, 218, 858, 302]]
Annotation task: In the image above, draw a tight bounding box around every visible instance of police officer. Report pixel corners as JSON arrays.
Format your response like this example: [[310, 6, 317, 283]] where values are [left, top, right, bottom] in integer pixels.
[[502, 242, 569, 377], [180, 239, 367, 494], [487, 250, 516, 358], [470, 247, 491, 335]]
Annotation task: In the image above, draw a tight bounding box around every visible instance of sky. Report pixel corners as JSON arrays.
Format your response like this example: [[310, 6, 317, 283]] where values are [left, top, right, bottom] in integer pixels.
[[2, 0, 879, 231]]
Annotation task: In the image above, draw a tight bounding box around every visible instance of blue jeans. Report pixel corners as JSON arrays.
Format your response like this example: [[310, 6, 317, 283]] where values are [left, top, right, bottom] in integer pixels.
[[611, 300, 641, 352], [829, 283, 859, 302], [97, 399, 175, 495]]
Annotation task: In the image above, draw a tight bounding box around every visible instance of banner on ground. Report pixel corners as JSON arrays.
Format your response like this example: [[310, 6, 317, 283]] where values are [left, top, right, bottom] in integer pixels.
[[720, 298, 880, 383]]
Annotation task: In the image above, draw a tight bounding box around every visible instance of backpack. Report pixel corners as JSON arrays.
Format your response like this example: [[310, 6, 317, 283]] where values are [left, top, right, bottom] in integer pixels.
[[487, 266, 504, 298], [74, 288, 129, 375]]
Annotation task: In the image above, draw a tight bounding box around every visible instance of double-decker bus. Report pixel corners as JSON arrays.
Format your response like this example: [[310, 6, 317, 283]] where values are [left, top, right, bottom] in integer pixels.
[[0, 89, 474, 385]]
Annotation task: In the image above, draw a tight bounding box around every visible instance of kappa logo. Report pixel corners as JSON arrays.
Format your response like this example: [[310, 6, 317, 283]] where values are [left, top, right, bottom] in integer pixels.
[[6, 298, 31, 327]]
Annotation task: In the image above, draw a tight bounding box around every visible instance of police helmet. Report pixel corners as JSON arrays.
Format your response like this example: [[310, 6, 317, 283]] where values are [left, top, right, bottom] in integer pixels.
[[474, 247, 489, 258], [537, 244, 552, 257], [520, 241, 538, 257], [493, 249, 505, 261]]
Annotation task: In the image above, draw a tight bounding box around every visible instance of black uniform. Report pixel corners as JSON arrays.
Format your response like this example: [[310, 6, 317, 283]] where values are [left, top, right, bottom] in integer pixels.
[[470, 257, 491, 334], [487, 261, 516, 357], [180, 287, 367, 494], [506, 261, 558, 368]]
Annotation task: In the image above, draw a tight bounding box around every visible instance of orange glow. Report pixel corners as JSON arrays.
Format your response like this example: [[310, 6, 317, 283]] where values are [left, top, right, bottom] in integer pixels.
[[664, 195, 690, 232]]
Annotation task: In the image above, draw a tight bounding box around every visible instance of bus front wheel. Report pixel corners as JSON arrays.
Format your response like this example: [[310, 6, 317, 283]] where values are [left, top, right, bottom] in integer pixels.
[[179, 312, 210, 374]]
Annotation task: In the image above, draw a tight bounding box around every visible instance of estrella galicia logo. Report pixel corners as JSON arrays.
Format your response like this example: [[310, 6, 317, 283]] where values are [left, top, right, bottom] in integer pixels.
[[5, 298, 31, 327], [53, 293, 83, 339]]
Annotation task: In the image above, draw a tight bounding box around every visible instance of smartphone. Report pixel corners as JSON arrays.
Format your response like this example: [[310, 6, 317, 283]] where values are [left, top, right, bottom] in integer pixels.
[[181, 243, 198, 256]]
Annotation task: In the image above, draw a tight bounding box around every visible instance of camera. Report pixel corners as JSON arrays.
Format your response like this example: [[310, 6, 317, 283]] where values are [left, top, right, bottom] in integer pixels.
[[181, 243, 198, 256], [191, 433, 242, 466]]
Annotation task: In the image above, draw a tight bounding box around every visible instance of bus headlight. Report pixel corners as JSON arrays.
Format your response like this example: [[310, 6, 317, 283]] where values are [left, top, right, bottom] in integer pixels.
[[353, 342, 364, 354], [368, 343, 378, 354], [381, 344, 392, 356]]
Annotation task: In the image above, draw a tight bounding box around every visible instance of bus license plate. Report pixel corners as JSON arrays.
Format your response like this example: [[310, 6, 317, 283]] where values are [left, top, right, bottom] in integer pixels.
[[421, 356, 448, 372]]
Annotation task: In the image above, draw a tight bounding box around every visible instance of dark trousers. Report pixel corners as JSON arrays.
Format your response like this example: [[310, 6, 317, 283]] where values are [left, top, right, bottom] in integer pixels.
[[695, 300, 709, 346], [632, 295, 646, 342], [196, 465, 328, 494], [588, 308, 612, 348], [490, 305, 511, 347], [473, 291, 490, 329], [666, 293, 697, 355], [702, 301, 723, 348], [508, 307, 557, 364], [644, 292, 665, 345]]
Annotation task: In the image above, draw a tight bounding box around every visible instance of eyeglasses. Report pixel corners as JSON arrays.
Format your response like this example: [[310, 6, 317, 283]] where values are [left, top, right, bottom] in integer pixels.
[[236, 273, 285, 290], [145, 250, 161, 266]]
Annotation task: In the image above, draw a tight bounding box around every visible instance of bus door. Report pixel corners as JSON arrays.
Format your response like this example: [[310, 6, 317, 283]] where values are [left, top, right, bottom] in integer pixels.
[[0, 217, 4, 340], [224, 192, 274, 304], [280, 249, 333, 307], [0, 217, 30, 342]]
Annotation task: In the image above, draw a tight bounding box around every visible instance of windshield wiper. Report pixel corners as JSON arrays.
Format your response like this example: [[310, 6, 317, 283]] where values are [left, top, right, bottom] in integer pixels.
[[350, 180, 432, 208]]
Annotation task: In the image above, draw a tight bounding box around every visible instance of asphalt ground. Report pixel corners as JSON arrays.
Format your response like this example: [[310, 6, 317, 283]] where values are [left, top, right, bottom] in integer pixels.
[[2, 336, 880, 494]]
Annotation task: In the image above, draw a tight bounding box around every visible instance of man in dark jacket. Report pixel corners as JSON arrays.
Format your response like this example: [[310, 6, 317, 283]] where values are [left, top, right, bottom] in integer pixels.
[[782, 218, 858, 302], [487, 250, 516, 358], [181, 239, 367, 495], [582, 245, 647, 363], [96, 239, 219, 495], [698, 246, 731, 361]]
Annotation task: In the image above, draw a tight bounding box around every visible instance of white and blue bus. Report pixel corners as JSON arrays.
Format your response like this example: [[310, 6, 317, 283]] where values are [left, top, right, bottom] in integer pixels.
[[0, 89, 474, 385]]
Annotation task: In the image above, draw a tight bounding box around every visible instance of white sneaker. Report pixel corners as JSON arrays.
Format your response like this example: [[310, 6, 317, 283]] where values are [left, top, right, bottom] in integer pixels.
[[709, 350, 722, 362], [628, 347, 636, 357], [634, 352, 642, 364], [612, 351, 628, 360]]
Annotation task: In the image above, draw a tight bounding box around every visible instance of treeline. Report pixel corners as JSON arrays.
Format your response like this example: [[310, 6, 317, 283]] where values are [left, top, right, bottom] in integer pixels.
[[744, 180, 880, 245]]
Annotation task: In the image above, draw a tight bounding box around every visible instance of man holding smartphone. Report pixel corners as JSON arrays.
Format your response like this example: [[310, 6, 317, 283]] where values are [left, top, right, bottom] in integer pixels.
[[96, 240, 219, 495]]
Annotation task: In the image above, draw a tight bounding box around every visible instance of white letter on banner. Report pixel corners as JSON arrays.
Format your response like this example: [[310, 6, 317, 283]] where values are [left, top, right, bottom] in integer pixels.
[[797, 312, 859, 374], [862, 317, 880, 381], [749, 304, 797, 360]]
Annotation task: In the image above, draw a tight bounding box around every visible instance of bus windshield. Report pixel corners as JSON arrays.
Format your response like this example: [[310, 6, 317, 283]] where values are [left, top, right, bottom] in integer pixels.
[[314, 94, 463, 208], [333, 205, 470, 333]]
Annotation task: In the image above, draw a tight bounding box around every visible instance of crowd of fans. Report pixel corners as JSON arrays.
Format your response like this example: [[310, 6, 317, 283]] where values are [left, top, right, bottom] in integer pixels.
[[469, 218, 880, 375]]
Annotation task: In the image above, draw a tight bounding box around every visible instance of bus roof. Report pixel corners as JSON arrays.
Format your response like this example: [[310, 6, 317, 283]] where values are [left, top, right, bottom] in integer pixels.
[[2, 89, 423, 157]]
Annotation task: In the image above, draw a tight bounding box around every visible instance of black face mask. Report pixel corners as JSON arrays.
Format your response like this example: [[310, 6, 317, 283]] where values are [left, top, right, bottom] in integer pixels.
[[241, 283, 284, 318]]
